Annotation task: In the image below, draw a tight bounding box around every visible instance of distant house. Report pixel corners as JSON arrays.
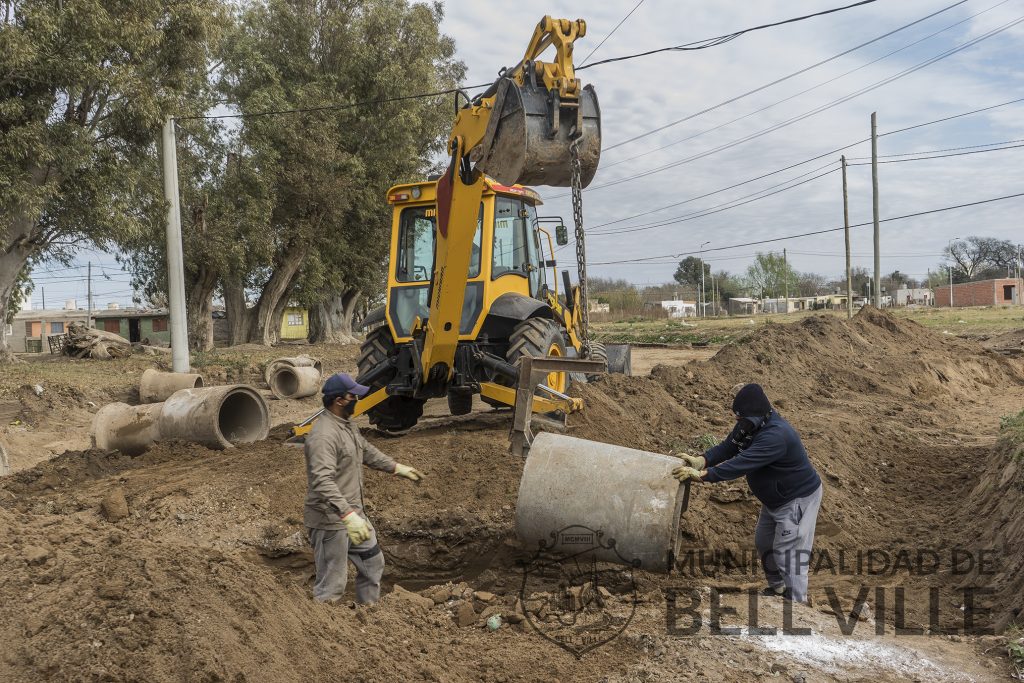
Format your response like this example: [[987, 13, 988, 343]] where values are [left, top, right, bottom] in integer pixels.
[[761, 297, 815, 314], [588, 301, 611, 314], [280, 306, 309, 340], [728, 297, 759, 316], [893, 288, 933, 306], [935, 278, 1022, 307], [660, 300, 696, 318], [11, 303, 169, 353]]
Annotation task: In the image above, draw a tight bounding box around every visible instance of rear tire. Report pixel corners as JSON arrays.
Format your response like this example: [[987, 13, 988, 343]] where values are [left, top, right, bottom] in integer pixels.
[[508, 318, 568, 394], [585, 341, 608, 381], [357, 326, 425, 435]]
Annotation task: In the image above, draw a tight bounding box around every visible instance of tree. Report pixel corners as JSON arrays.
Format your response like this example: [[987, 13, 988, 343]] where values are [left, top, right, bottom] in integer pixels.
[[796, 272, 829, 297], [744, 252, 798, 299], [0, 0, 223, 361], [944, 237, 1017, 282], [213, 0, 463, 345], [673, 256, 704, 286]]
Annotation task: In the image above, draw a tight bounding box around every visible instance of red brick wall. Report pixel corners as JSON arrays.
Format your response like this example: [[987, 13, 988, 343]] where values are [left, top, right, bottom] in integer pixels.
[[935, 278, 1022, 307]]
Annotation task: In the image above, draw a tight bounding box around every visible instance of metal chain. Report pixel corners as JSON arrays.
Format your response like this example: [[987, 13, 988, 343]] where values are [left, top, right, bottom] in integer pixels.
[[569, 137, 591, 357]]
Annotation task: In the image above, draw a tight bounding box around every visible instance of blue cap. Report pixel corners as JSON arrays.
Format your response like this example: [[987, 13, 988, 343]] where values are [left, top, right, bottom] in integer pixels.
[[322, 372, 370, 398]]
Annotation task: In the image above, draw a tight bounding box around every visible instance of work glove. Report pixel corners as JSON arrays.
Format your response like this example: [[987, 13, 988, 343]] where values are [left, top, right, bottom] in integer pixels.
[[394, 463, 425, 483], [678, 453, 706, 470], [341, 511, 372, 545], [671, 466, 704, 483]]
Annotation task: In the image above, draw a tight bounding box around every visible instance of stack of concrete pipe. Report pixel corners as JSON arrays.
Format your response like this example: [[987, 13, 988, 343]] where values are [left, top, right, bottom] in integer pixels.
[[264, 355, 323, 400], [91, 384, 269, 456]]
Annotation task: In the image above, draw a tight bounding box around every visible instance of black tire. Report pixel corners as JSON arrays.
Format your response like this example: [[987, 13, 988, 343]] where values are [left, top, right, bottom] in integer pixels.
[[585, 341, 608, 381], [447, 391, 473, 416], [508, 318, 569, 394], [357, 326, 425, 434]]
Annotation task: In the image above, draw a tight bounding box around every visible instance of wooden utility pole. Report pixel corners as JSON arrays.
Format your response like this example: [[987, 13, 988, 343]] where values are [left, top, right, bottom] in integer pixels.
[[783, 248, 789, 311], [842, 155, 852, 319], [871, 112, 881, 308]]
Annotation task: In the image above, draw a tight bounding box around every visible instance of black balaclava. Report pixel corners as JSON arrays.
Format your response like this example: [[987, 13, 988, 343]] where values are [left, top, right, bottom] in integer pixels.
[[728, 384, 773, 450]]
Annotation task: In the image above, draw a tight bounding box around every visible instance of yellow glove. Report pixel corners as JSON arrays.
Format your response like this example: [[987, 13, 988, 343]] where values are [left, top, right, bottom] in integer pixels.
[[394, 463, 425, 483], [672, 466, 705, 483], [342, 511, 372, 545], [679, 453, 706, 470]]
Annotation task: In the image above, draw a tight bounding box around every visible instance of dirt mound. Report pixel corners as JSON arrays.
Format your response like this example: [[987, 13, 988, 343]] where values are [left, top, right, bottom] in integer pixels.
[[1, 310, 1023, 681]]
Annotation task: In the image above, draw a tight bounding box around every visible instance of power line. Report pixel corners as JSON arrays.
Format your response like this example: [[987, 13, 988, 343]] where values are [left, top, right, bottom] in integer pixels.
[[563, 14, 1024, 197], [881, 96, 1024, 136], [849, 137, 1024, 159], [847, 141, 1024, 165], [579, 0, 646, 66], [601, 0, 969, 151], [577, 0, 879, 71], [600, 0, 1008, 170], [175, 83, 492, 121], [569, 191, 1024, 266]]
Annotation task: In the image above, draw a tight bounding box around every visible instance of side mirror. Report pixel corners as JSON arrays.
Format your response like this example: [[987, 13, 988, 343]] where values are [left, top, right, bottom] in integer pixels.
[[555, 224, 569, 246]]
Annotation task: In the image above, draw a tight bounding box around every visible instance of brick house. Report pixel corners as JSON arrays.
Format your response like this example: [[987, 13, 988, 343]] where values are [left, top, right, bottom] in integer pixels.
[[935, 277, 1022, 307], [11, 305, 170, 353]]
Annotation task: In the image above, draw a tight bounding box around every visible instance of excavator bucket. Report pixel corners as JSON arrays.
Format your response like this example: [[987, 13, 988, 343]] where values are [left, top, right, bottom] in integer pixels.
[[475, 78, 600, 188]]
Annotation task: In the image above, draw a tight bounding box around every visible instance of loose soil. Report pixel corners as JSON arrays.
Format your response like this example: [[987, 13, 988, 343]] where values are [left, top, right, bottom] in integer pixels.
[[1, 308, 1023, 682]]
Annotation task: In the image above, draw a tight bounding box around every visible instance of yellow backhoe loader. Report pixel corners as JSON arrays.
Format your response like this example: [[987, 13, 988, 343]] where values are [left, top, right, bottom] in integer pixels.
[[295, 16, 630, 438]]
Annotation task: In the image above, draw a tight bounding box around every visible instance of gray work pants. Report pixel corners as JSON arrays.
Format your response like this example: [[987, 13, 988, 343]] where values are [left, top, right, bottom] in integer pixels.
[[308, 522, 385, 604], [754, 483, 823, 604]]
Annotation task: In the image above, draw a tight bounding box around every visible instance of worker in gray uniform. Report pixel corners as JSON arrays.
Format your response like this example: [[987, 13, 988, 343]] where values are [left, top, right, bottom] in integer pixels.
[[304, 372, 425, 604], [673, 384, 823, 603]]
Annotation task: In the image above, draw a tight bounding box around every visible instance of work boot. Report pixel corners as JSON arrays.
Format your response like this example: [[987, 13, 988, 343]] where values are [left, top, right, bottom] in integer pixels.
[[760, 584, 790, 599]]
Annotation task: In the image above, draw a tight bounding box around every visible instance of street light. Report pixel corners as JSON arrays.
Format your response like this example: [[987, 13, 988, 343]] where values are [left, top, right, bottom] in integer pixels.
[[699, 241, 710, 318], [948, 237, 959, 308]]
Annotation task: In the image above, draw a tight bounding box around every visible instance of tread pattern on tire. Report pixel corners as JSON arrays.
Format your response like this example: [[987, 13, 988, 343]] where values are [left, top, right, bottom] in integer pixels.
[[357, 326, 425, 433]]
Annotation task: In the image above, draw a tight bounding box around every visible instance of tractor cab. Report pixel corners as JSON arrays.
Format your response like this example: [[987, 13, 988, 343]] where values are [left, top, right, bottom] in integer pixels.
[[383, 177, 562, 344]]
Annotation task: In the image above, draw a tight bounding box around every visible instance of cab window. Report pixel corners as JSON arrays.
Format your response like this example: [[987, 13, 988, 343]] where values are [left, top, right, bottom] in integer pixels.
[[493, 197, 532, 278], [396, 205, 483, 282]]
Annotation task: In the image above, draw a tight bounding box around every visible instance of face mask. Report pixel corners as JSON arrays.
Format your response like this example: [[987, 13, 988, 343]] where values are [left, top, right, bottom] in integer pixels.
[[341, 398, 356, 418], [729, 415, 767, 450]]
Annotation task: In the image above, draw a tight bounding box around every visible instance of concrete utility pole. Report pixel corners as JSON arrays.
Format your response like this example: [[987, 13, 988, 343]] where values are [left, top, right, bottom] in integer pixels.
[[841, 155, 853, 319], [162, 116, 190, 372], [87, 261, 92, 329], [41, 287, 45, 311], [871, 112, 881, 309], [699, 241, 710, 318]]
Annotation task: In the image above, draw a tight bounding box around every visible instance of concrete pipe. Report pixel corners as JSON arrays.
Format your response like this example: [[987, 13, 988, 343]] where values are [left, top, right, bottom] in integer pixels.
[[263, 356, 322, 387], [90, 385, 269, 456], [139, 368, 204, 403], [515, 432, 685, 573], [269, 365, 321, 400]]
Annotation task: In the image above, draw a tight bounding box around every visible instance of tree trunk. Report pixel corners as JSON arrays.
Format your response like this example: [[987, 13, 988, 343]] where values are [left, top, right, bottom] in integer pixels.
[[249, 245, 307, 346], [223, 279, 251, 346], [185, 265, 218, 351], [309, 288, 361, 344], [0, 247, 31, 363]]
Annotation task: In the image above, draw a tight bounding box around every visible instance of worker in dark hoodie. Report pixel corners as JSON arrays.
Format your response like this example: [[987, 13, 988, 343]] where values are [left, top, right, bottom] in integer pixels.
[[673, 383, 822, 603]]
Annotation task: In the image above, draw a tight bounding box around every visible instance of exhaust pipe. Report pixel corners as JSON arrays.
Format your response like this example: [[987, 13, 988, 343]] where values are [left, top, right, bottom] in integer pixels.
[[269, 365, 321, 400], [91, 385, 270, 456], [139, 368, 205, 403]]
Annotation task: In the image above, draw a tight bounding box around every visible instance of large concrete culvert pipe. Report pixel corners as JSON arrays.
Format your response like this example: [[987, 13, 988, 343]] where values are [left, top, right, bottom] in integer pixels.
[[268, 365, 320, 400], [515, 432, 686, 573], [91, 385, 269, 456], [263, 356, 322, 387], [139, 368, 205, 403]]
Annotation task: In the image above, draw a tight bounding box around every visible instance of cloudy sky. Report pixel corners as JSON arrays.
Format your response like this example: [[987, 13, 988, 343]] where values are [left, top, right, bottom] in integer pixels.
[[26, 0, 1024, 309]]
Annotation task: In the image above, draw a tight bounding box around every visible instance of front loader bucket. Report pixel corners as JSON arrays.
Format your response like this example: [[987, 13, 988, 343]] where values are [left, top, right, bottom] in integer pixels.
[[475, 78, 601, 188], [605, 344, 632, 376]]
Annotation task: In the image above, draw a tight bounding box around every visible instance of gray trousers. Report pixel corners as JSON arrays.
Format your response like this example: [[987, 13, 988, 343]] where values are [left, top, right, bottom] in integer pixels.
[[754, 483, 823, 604], [308, 522, 385, 604]]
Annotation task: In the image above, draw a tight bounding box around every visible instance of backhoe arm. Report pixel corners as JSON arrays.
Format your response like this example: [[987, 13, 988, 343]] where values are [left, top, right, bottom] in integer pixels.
[[418, 16, 593, 390]]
